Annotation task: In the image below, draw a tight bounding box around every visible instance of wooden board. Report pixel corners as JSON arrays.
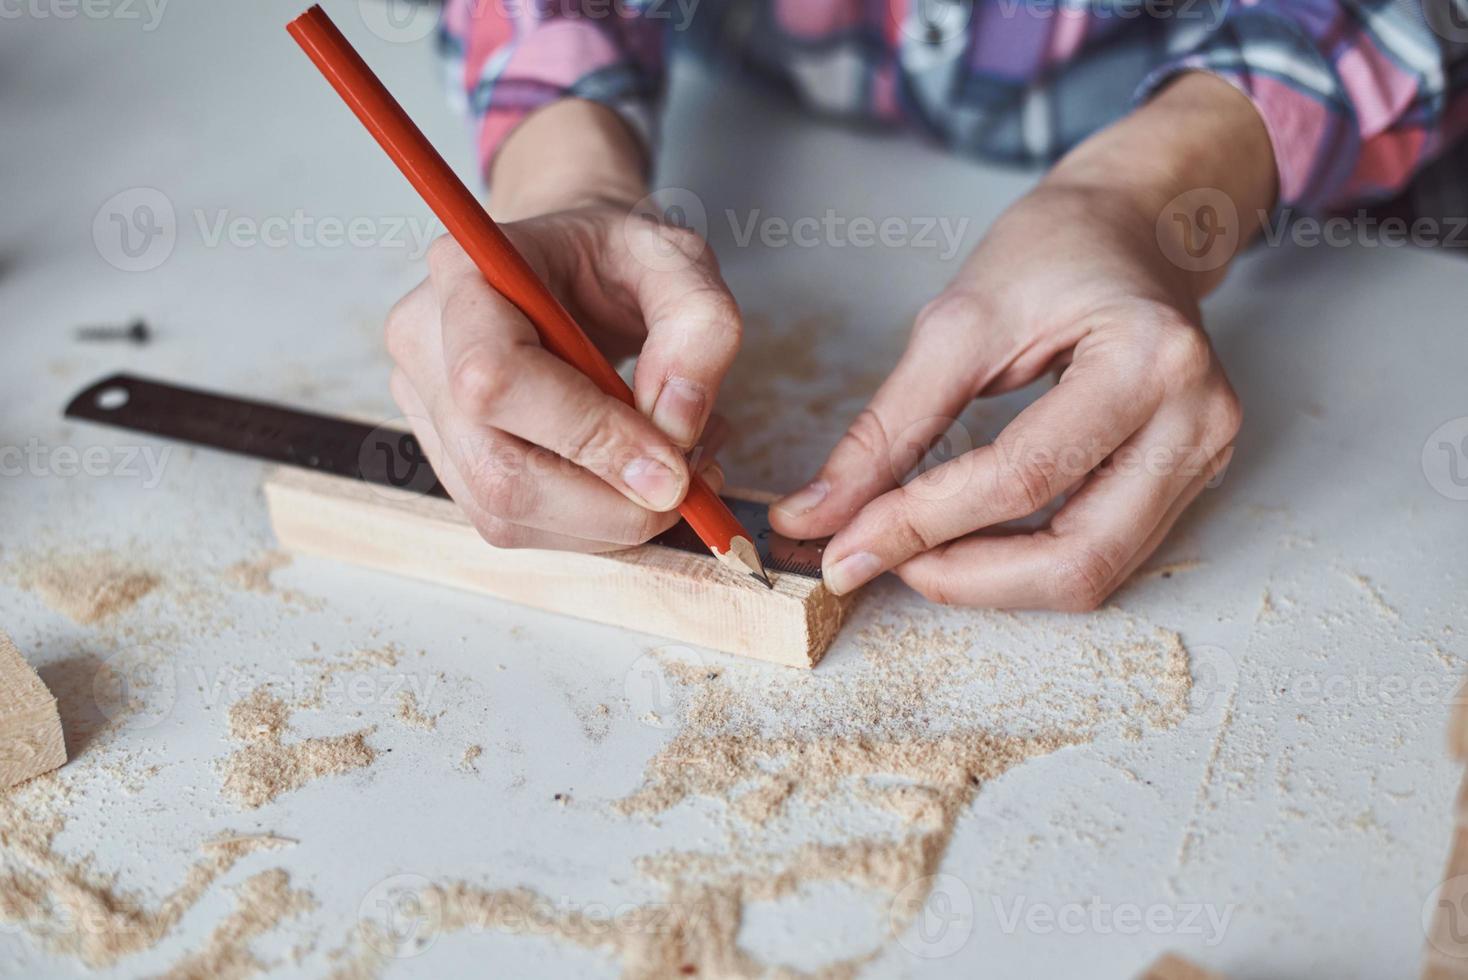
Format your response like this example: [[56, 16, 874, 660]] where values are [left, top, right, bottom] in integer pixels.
[[263, 468, 849, 668], [1138, 953, 1224, 980], [0, 631, 66, 788]]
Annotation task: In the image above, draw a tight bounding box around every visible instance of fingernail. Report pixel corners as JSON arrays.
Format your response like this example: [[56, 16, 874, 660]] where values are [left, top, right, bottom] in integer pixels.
[[623, 456, 684, 511], [651, 378, 706, 447], [774, 479, 829, 519], [825, 551, 882, 595]]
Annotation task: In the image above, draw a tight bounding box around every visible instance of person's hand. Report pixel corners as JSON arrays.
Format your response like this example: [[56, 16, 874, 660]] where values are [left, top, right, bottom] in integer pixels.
[[385, 203, 741, 552], [771, 74, 1274, 609]]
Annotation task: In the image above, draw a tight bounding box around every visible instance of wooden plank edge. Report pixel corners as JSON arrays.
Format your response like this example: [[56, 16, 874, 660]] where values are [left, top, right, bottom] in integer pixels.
[[263, 467, 850, 668]]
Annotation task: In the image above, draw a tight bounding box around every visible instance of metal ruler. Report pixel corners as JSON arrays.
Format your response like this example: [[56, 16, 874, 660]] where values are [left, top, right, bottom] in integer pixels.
[[63, 373, 825, 579]]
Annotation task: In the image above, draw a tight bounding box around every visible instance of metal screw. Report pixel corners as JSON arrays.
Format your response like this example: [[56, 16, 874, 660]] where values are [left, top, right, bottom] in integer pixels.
[[75, 318, 151, 344]]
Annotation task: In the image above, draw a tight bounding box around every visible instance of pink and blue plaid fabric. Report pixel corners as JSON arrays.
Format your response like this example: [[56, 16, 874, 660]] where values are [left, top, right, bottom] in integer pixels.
[[441, 0, 1468, 214]]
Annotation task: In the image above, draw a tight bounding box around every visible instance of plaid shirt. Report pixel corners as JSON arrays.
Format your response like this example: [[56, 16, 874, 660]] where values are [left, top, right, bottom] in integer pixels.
[[441, 0, 1468, 215]]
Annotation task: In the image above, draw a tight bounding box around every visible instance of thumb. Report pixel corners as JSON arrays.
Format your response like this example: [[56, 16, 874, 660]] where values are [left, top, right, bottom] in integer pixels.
[[770, 324, 979, 541]]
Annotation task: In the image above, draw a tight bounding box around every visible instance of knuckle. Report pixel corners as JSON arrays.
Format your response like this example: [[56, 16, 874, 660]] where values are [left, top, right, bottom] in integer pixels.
[[383, 296, 417, 363], [891, 499, 941, 556], [475, 517, 524, 550], [911, 573, 956, 607], [914, 290, 991, 339], [653, 222, 708, 260], [466, 462, 525, 521], [447, 352, 510, 418], [1210, 384, 1244, 442], [624, 509, 674, 545], [425, 235, 463, 274], [561, 408, 630, 476], [991, 449, 1058, 519], [1153, 322, 1214, 387], [840, 409, 892, 463], [1049, 544, 1120, 612]]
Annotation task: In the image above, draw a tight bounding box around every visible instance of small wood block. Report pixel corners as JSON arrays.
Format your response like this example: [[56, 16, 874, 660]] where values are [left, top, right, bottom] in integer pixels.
[[1451, 680, 1468, 761], [0, 632, 66, 787], [263, 468, 849, 668], [1139, 953, 1224, 980]]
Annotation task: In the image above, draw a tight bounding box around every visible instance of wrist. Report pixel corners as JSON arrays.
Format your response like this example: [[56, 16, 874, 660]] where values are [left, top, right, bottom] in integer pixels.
[[1044, 72, 1277, 298], [488, 99, 649, 221]]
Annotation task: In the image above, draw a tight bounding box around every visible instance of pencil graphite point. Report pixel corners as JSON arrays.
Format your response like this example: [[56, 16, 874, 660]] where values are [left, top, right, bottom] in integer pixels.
[[719, 535, 773, 588]]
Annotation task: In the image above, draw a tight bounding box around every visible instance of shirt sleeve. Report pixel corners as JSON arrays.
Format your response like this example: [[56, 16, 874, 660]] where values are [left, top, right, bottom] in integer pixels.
[[439, 1, 667, 183], [1136, 0, 1468, 212]]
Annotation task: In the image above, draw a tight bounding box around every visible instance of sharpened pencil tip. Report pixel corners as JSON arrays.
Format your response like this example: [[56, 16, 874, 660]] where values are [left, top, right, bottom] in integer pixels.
[[718, 535, 773, 588]]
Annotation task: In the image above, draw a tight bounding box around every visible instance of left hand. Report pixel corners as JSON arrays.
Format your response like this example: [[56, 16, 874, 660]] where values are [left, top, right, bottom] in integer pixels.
[[770, 181, 1263, 607], [771, 73, 1272, 609]]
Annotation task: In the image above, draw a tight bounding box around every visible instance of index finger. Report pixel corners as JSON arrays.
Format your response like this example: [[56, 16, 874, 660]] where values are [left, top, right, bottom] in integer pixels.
[[817, 351, 1159, 594]]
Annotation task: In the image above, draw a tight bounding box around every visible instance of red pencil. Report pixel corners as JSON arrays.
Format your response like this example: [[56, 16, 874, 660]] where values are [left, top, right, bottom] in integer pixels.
[[286, 5, 771, 587]]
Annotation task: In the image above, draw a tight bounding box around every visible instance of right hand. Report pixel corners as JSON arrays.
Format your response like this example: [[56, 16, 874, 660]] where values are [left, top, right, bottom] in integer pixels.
[[385, 204, 742, 552]]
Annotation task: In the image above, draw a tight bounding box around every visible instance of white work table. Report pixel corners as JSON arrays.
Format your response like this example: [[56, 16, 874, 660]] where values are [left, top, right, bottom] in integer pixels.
[[2, 3, 1466, 978]]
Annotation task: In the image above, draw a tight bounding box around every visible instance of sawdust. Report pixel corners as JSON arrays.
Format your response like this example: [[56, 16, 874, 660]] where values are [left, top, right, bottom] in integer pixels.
[[395, 691, 440, 731], [294, 642, 410, 710], [224, 551, 292, 594], [459, 744, 483, 772], [718, 310, 889, 487], [0, 775, 291, 969], [224, 550, 322, 610], [156, 868, 315, 980], [220, 686, 376, 809], [338, 606, 1194, 978], [14, 551, 159, 625]]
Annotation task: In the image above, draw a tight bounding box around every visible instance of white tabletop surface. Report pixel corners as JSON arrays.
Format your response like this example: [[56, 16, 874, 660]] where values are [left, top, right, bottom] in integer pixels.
[[3, 3, 1467, 978]]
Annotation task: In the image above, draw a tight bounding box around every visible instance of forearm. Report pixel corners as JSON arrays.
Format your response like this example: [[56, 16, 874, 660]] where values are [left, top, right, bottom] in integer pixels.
[[1044, 72, 1278, 300], [488, 99, 650, 222]]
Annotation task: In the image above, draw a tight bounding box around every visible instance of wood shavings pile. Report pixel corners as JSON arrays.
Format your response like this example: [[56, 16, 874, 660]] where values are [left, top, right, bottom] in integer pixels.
[[223, 550, 322, 610], [395, 691, 440, 731], [220, 686, 376, 809], [12, 550, 159, 625], [0, 776, 291, 970], [156, 869, 315, 980], [336, 604, 1195, 978]]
